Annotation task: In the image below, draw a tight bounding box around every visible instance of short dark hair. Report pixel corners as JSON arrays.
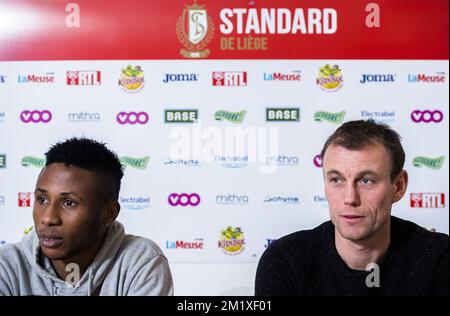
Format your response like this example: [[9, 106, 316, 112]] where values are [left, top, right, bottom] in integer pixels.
[[45, 137, 124, 201], [320, 119, 405, 182]]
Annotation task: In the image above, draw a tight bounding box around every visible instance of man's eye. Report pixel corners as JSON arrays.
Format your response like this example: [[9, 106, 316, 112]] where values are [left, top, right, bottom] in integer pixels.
[[63, 200, 77, 207], [360, 178, 372, 185], [35, 196, 48, 204], [330, 177, 341, 183]]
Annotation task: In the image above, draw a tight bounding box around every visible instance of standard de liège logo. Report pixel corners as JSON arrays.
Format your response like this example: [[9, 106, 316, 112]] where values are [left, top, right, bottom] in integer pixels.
[[176, 1, 214, 58]]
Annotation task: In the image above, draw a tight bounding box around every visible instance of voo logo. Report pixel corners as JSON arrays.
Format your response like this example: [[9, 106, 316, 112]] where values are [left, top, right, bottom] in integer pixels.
[[20, 110, 52, 123], [168, 193, 201, 206], [411, 110, 443, 123], [116, 112, 149, 125]]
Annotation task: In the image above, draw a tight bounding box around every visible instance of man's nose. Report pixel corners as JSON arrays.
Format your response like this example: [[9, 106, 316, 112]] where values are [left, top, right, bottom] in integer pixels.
[[40, 202, 62, 226], [344, 184, 361, 206]]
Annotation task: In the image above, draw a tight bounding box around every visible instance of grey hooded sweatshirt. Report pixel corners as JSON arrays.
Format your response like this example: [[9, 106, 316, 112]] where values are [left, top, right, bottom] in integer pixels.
[[0, 221, 173, 296]]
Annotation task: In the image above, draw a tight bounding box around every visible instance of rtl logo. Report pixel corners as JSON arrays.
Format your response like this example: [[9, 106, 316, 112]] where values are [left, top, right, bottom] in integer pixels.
[[18, 192, 32, 207], [67, 71, 101, 85], [212, 71, 247, 86], [410, 193, 445, 208]]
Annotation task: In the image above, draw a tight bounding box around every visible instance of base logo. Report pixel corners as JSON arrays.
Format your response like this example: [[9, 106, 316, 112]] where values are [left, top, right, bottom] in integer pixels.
[[165, 109, 198, 123], [316, 64, 343, 92], [118, 65, 144, 92], [266, 108, 300, 122], [218, 226, 245, 255], [176, 1, 214, 58], [410, 193, 445, 208]]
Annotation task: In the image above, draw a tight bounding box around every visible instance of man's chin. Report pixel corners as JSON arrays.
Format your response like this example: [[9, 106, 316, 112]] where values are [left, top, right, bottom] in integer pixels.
[[336, 224, 372, 242], [40, 247, 71, 261]]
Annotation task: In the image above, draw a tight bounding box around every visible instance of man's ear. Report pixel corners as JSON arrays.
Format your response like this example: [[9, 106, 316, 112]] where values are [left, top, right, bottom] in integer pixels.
[[393, 170, 408, 203], [102, 201, 120, 224]]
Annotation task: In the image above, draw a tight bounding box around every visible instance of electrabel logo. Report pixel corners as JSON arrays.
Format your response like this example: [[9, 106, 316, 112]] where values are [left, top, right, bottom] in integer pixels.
[[163, 73, 199, 83], [168, 193, 201, 207], [360, 74, 396, 84], [313, 154, 322, 168], [21, 156, 46, 168], [410, 193, 445, 208], [118, 65, 145, 92], [165, 109, 198, 123], [361, 110, 395, 124], [116, 112, 149, 125], [68, 112, 101, 123], [18, 192, 32, 207], [164, 159, 200, 167], [265, 155, 299, 166], [67, 71, 101, 85], [264, 195, 300, 205], [263, 71, 301, 82], [266, 108, 300, 122], [216, 194, 249, 205], [316, 64, 343, 92], [413, 156, 444, 170], [20, 110, 52, 123], [411, 110, 444, 123], [313, 195, 328, 208], [166, 239, 204, 250], [218, 226, 245, 255], [215, 155, 248, 168], [120, 156, 149, 170], [0, 154, 5, 168], [0, 75, 6, 83], [408, 72, 446, 83], [212, 71, 247, 86], [18, 72, 55, 84], [214, 110, 246, 123], [119, 196, 150, 210]]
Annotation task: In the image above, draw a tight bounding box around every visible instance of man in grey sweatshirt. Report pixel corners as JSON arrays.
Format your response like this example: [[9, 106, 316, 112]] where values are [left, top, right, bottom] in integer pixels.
[[0, 138, 173, 296]]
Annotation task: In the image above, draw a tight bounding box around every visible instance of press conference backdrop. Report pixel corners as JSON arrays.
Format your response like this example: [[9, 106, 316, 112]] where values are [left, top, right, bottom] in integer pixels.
[[0, 0, 448, 295]]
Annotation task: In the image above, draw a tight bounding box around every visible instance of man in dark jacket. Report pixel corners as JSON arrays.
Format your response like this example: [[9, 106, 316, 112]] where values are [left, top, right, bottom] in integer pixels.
[[255, 119, 448, 295]]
